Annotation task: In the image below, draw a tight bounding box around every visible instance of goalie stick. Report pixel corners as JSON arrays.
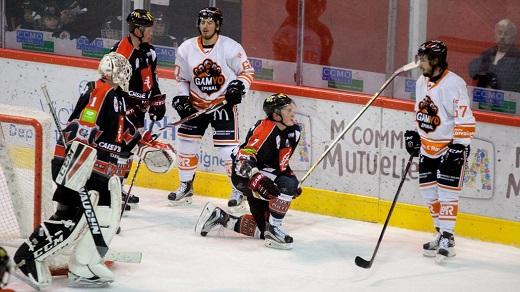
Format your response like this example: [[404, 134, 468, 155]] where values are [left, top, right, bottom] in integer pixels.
[[298, 61, 418, 187], [354, 153, 414, 269], [12, 249, 142, 291], [41, 85, 109, 258]]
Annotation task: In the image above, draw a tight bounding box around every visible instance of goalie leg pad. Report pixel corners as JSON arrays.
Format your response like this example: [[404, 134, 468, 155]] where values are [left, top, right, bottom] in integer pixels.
[[13, 203, 91, 288], [68, 176, 122, 287]]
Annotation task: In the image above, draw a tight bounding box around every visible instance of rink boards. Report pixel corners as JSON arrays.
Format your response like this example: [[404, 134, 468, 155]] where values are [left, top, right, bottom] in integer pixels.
[[0, 49, 519, 247]]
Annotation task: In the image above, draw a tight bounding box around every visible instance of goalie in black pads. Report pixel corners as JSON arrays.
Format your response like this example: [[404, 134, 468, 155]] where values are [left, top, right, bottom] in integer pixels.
[[195, 93, 301, 250], [13, 52, 148, 288]]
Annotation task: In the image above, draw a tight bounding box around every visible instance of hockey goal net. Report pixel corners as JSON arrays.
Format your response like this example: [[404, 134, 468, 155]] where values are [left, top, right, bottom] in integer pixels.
[[0, 104, 55, 246]]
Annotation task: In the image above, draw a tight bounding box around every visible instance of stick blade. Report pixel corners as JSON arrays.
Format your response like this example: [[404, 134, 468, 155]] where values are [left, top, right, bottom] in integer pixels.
[[400, 60, 419, 72], [354, 256, 373, 269]]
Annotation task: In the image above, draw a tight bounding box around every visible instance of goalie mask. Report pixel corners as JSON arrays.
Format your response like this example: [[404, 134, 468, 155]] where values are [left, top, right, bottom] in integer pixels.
[[98, 52, 132, 92]]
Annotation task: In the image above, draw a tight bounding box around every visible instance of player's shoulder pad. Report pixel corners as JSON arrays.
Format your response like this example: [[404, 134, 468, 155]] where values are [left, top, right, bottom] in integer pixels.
[[110, 40, 122, 52]]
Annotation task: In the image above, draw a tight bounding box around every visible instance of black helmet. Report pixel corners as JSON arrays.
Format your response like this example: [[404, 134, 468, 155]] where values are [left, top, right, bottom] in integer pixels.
[[197, 7, 223, 29], [417, 40, 448, 69], [263, 93, 293, 118], [127, 9, 154, 28]]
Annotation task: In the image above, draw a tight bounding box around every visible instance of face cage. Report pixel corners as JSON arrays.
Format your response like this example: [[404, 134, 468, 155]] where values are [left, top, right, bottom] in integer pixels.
[[109, 57, 131, 92]]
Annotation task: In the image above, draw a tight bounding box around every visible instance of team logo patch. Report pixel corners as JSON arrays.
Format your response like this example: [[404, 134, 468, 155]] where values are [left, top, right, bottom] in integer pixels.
[[193, 58, 225, 94], [416, 95, 440, 133], [81, 108, 97, 124]]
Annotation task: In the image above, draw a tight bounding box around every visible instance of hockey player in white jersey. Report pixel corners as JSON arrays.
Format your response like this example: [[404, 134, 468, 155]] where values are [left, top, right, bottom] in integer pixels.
[[404, 40, 476, 263], [169, 7, 255, 208]]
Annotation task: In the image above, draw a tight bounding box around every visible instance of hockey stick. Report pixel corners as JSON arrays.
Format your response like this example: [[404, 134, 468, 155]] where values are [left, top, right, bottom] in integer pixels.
[[154, 99, 228, 135], [41, 85, 66, 145], [104, 249, 142, 264], [41, 85, 109, 258], [297, 61, 418, 187], [354, 153, 414, 269], [120, 121, 155, 218]]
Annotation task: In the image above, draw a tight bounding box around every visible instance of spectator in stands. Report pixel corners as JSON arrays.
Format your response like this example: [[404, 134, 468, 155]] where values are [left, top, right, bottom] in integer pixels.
[[40, 4, 61, 37], [273, 0, 333, 65], [469, 18, 520, 93], [152, 13, 177, 47]]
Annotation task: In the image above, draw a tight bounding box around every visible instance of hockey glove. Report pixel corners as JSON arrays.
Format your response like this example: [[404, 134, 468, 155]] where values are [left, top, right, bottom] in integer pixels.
[[295, 187, 302, 198], [125, 94, 150, 117], [172, 95, 196, 118], [440, 143, 470, 170], [249, 172, 280, 200], [149, 94, 166, 121], [235, 153, 257, 178], [225, 80, 245, 106], [404, 130, 421, 157]]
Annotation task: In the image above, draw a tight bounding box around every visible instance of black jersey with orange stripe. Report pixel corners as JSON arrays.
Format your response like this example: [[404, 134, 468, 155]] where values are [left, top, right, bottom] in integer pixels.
[[111, 37, 161, 127], [235, 118, 301, 176], [54, 79, 139, 171]]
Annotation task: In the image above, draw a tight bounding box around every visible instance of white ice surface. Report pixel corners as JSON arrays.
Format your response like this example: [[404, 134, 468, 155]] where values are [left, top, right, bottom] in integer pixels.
[[5, 186, 520, 292]]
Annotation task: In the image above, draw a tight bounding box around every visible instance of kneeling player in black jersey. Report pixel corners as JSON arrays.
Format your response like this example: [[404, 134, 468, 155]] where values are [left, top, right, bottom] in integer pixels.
[[195, 93, 301, 250]]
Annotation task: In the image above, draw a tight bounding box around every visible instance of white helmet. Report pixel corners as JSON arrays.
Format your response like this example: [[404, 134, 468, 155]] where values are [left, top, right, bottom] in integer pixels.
[[98, 52, 132, 91]]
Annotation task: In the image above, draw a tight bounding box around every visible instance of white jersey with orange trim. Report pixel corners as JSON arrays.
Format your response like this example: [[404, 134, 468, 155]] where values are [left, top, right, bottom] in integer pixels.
[[415, 70, 476, 158], [175, 35, 255, 110]]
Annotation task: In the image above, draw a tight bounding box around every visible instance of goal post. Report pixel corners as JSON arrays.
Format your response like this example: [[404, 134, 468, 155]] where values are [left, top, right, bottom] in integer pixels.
[[0, 104, 56, 244]]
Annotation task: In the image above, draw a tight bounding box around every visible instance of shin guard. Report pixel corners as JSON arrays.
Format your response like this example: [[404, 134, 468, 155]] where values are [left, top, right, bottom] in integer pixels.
[[68, 176, 122, 287]]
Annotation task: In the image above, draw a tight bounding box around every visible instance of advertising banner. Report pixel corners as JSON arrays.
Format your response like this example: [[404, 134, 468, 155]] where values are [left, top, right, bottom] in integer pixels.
[[1, 58, 519, 221]]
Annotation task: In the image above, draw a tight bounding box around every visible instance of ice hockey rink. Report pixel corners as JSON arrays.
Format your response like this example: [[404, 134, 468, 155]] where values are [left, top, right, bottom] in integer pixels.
[[5, 186, 520, 292]]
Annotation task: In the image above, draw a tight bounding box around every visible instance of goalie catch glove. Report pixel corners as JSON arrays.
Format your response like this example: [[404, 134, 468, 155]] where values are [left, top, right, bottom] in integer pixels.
[[172, 95, 197, 118], [149, 94, 166, 121], [225, 80, 245, 106], [139, 131, 176, 173]]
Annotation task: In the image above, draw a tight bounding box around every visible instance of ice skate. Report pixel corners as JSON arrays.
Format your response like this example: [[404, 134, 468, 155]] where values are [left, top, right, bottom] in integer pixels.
[[195, 202, 229, 236], [227, 187, 246, 214], [68, 272, 113, 288], [122, 191, 139, 209], [168, 180, 194, 206], [435, 232, 456, 264], [423, 230, 441, 257], [264, 222, 293, 250]]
